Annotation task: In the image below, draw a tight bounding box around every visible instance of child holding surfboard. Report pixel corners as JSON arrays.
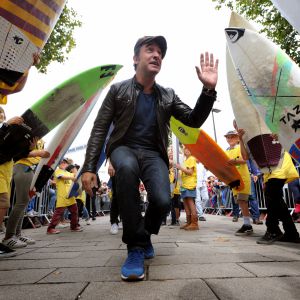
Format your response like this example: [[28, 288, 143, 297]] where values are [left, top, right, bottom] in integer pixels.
[[224, 130, 253, 236]]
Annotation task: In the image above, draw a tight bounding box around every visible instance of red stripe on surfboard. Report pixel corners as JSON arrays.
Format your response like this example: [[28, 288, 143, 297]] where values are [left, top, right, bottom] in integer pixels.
[[41, 0, 61, 14], [10, 0, 51, 26], [45, 93, 98, 168], [296, 138, 300, 148], [0, 8, 46, 41], [185, 131, 244, 189]]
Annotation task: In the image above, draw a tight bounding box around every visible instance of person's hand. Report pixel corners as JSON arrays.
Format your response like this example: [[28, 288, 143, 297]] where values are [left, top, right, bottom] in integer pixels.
[[82, 172, 98, 197], [251, 174, 258, 183], [175, 163, 181, 170], [108, 162, 115, 177], [237, 128, 245, 139], [228, 158, 239, 166], [195, 52, 218, 90], [39, 150, 50, 158], [6, 116, 23, 125], [29, 137, 39, 150], [32, 53, 40, 66]]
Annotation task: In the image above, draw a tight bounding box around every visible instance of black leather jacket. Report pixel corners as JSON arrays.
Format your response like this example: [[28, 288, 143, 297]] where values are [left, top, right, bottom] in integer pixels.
[[82, 77, 216, 173]]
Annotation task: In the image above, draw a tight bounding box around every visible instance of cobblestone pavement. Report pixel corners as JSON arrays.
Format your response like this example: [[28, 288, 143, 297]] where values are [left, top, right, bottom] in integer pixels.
[[0, 214, 299, 299]]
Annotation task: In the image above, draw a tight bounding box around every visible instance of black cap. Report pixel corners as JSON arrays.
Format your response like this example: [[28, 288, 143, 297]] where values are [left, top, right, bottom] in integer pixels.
[[134, 36, 167, 58]]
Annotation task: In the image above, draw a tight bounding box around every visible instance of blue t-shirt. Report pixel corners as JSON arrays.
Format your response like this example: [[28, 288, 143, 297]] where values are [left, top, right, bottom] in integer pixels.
[[123, 92, 159, 150]]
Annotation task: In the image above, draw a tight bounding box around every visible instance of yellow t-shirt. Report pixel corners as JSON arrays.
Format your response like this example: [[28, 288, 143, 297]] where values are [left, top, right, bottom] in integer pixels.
[[16, 139, 45, 167], [76, 190, 86, 204], [181, 155, 197, 190], [0, 160, 13, 195], [54, 168, 76, 208], [225, 145, 251, 196], [264, 152, 299, 183]]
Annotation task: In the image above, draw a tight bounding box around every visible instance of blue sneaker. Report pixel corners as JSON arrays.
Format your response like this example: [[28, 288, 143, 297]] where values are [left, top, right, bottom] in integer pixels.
[[144, 242, 155, 259], [121, 248, 144, 281]]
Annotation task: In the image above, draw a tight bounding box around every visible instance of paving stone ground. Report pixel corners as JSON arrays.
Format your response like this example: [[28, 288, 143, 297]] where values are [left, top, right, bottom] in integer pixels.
[[0, 214, 299, 300]]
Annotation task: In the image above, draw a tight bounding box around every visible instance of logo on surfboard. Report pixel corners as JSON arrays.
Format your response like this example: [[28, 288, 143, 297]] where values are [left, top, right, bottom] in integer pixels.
[[13, 35, 24, 45], [225, 28, 245, 43]]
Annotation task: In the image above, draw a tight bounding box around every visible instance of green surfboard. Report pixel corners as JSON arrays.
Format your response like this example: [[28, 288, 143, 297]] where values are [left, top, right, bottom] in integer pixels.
[[22, 64, 122, 137]]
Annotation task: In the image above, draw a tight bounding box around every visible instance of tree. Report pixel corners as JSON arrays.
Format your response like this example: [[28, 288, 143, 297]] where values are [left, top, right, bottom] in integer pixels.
[[36, 5, 82, 73], [212, 0, 300, 66]]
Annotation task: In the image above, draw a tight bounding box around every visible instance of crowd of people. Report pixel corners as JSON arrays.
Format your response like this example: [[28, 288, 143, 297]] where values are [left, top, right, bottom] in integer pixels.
[[0, 35, 299, 284]]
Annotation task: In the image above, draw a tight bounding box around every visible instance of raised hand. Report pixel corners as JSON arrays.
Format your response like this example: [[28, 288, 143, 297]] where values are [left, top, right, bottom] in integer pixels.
[[195, 52, 218, 90]]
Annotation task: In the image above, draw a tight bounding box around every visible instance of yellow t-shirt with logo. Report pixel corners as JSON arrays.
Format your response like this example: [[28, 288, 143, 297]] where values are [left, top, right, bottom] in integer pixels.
[[225, 145, 251, 197], [181, 155, 197, 190], [264, 152, 299, 183], [54, 168, 76, 208]]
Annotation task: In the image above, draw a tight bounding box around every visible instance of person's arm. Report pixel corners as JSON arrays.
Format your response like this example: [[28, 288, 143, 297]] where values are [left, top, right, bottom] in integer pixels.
[[175, 163, 194, 175], [171, 52, 218, 128]]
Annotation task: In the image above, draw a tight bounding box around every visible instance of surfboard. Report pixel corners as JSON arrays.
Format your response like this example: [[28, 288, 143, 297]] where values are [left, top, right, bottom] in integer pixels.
[[225, 28, 300, 163], [227, 12, 283, 170], [270, 0, 300, 33], [30, 65, 122, 192], [170, 117, 244, 189], [66, 124, 114, 198], [0, 0, 67, 101], [0, 64, 122, 165]]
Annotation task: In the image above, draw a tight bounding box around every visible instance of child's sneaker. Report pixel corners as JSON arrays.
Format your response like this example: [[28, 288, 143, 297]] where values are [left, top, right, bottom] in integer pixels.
[[2, 236, 27, 249], [235, 224, 253, 236], [17, 235, 36, 245], [47, 228, 60, 234], [71, 226, 83, 232], [110, 223, 119, 235]]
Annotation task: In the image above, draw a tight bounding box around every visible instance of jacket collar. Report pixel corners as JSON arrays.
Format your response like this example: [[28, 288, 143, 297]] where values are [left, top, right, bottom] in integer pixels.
[[132, 76, 159, 94]]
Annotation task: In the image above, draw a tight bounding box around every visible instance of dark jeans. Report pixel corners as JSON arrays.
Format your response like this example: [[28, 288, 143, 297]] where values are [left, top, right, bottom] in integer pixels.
[[86, 192, 97, 218], [110, 176, 120, 224], [265, 178, 299, 237], [110, 146, 171, 249]]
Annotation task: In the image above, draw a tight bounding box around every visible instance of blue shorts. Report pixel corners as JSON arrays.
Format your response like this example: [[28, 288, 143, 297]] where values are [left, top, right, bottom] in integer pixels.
[[180, 188, 196, 199]]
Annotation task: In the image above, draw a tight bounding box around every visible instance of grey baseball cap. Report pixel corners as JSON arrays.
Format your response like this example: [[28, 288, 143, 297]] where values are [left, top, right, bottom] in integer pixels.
[[134, 36, 167, 58], [224, 130, 238, 137]]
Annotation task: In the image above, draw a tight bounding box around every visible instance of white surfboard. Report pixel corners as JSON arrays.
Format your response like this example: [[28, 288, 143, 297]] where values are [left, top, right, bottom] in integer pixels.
[[0, 16, 37, 85], [227, 12, 283, 170], [271, 0, 300, 33], [225, 27, 300, 163], [31, 90, 103, 192]]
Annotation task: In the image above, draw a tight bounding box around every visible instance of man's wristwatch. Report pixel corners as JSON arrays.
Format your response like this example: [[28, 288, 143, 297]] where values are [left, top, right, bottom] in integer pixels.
[[202, 87, 217, 97]]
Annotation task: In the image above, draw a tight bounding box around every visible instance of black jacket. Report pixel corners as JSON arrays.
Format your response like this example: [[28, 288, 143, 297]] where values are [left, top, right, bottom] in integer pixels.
[[82, 77, 216, 173]]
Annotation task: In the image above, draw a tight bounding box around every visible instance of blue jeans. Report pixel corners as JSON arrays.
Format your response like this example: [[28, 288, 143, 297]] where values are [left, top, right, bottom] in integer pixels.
[[111, 146, 170, 249], [48, 188, 56, 212], [248, 179, 260, 220]]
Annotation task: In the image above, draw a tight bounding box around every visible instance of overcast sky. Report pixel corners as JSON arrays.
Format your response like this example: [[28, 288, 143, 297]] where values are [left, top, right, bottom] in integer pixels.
[[4, 0, 236, 178]]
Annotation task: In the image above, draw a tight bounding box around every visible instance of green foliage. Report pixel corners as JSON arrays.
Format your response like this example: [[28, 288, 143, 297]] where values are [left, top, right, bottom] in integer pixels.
[[212, 0, 300, 66], [36, 5, 82, 73]]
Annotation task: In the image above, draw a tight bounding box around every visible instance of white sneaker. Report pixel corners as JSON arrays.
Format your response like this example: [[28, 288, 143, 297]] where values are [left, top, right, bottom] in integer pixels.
[[18, 235, 36, 245], [110, 223, 119, 235], [57, 223, 69, 229], [86, 219, 91, 225], [2, 236, 27, 249]]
